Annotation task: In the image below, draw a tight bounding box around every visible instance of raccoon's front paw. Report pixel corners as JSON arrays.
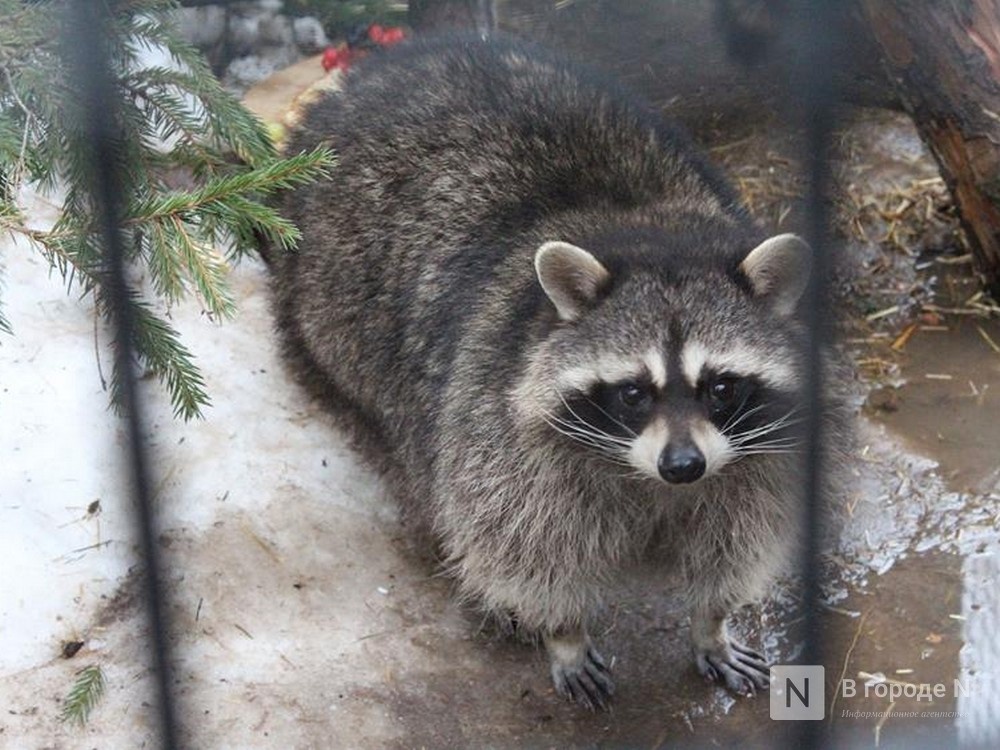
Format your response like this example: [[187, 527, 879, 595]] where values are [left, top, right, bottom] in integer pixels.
[[551, 644, 615, 711], [545, 630, 615, 710], [695, 640, 770, 697]]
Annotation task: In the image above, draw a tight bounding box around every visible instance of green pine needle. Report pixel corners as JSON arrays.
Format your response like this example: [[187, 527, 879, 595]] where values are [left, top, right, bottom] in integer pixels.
[[0, 259, 12, 337], [0, 0, 335, 419], [130, 149, 335, 223], [105, 289, 213, 421], [59, 664, 106, 726]]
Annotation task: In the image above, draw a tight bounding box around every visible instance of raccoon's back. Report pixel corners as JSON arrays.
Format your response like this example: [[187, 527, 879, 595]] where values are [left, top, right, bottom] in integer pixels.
[[282, 35, 736, 241]]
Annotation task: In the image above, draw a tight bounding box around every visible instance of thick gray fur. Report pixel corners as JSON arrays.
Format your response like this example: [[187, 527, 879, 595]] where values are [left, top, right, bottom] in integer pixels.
[[269, 34, 838, 708]]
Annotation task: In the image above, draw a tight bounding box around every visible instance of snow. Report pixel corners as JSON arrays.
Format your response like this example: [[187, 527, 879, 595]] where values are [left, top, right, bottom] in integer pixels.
[[1, 192, 135, 674], [0, 189, 417, 747]]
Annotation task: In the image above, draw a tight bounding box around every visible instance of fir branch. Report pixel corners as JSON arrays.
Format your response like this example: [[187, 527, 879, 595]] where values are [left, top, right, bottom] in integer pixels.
[[4, 220, 210, 419], [39, 221, 105, 295], [0, 203, 22, 336], [126, 13, 277, 166], [0, 266, 11, 336], [129, 147, 332, 309], [123, 68, 215, 151], [102, 287, 212, 421], [0, 0, 334, 419], [59, 664, 106, 726], [142, 219, 189, 305], [0, 1, 48, 59], [0, 64, 36, 188], [168, 213, 235, 319], [130, 148, 334, 222], [218, 193, 303, 255], [0, 217, 99, 295]]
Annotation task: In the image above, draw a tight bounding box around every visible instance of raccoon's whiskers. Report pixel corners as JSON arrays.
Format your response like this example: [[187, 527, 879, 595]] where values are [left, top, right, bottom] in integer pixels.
[[554, 395, 634, 448], [541, 415, 616, 452], [541, 410, 630, 448], [732, 439, 802, 452], [556, 394, 635, 445], [737, 439, 801, 451], [580, 395, 638, 437], [728, 408, 802, 446], [540, 411, 633, 456], [730, 423, 800, 446], [721, 402, 768, 434], [730, 448, 801, 459], [728, 433, 803, 462]]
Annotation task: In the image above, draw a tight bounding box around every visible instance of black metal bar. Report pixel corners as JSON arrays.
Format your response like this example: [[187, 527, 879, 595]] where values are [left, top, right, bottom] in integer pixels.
[[791, 1, 841, 748], [62, 2, 178, 747]]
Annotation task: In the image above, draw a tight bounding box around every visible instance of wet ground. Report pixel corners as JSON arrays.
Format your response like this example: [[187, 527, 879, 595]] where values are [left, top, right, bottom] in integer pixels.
[[874, 313, 1000, 494], [3, 20, 999, 750]]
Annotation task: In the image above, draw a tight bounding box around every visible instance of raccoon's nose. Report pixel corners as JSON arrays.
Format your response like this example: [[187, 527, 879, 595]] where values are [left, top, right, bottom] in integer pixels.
[[658, 444, 706, 484]]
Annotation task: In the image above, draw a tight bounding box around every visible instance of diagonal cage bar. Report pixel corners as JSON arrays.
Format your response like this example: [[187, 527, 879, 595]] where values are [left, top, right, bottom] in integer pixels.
[[61, 1, 179, 747]]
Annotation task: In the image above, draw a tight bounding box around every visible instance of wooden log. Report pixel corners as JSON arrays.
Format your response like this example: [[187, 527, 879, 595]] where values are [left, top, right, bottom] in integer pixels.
[[858, 1, 1000, 295]]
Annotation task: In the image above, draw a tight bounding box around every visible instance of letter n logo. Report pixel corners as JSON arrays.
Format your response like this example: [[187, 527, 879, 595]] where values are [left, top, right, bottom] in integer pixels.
[[770, 665, 825, 720]]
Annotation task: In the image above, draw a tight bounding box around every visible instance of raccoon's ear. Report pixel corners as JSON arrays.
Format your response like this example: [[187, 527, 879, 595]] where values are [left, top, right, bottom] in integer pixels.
[[739, 233, 812, 316], [534, 241, 611, 322]]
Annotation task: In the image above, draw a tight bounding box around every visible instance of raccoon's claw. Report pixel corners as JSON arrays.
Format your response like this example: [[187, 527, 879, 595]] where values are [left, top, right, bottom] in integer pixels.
[[551, 646, 615, 711], [695, 640, 770, 697]]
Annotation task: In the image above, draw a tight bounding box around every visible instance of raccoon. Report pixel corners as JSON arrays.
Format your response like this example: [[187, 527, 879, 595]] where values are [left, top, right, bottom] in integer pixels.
[[269, 33, 818, 709]]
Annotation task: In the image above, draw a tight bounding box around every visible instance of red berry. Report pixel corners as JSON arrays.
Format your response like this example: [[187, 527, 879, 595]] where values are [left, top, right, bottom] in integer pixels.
[[337, 50, 354, 71], [321, 46, 340, 71], [368, 24, 385, 43], [380, 27, 405, 46]]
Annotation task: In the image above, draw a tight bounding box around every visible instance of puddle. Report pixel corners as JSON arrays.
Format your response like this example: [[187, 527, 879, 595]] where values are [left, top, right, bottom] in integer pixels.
[[873, 315, 1000, 493], [823, 552, 965, 747], [852, 274, 1000, 746]]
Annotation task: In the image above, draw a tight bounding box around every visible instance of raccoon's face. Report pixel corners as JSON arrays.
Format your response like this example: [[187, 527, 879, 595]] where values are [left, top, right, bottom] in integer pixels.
[[520, 230, 811, 485]]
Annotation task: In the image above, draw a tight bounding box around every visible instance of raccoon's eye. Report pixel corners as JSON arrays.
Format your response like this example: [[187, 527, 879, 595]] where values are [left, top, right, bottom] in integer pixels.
[[708, 375, 742, 408], [617, 381, 651, 409]]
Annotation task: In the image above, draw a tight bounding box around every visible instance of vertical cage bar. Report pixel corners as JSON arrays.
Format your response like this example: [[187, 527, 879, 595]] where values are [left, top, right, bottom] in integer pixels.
[[791, 1, 841, 748], [61, 1, 178, 747]]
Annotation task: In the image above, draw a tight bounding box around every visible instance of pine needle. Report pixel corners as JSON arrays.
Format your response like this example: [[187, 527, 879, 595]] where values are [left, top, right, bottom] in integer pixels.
[[59, 664, 106, 726], [0, 0, 335, 419], [0, 261, 11, 336]]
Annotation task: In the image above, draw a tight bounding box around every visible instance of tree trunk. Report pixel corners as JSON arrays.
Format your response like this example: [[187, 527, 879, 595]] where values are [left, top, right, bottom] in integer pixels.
[[859, 0, 1000, 296]]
